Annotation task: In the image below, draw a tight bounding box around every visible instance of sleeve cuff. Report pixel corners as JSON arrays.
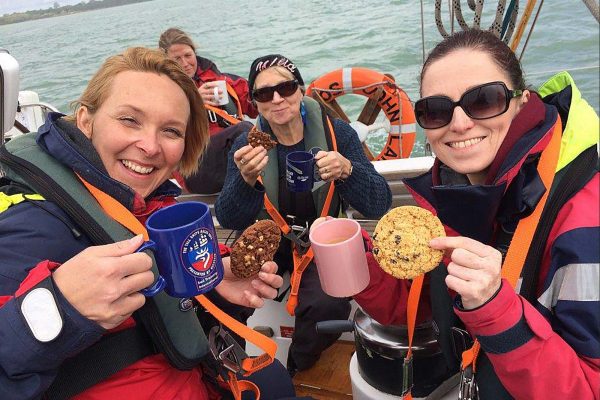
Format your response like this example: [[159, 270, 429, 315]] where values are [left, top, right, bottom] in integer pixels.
[[455, 278, 523, 336]]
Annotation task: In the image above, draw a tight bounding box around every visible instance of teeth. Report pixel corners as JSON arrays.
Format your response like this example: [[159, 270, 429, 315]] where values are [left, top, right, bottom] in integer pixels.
[[122, 160, 154, 174], [448, 137, 484, 149]]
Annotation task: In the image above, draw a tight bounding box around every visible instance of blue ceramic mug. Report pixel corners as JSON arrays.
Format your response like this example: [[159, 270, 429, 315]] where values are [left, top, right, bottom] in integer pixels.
[[286, 147, 322, 192], [139, 201, 224, 298]]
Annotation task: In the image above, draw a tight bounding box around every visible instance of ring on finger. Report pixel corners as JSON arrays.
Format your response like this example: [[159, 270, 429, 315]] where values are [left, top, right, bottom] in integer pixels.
[[240, 158, 247, 165]]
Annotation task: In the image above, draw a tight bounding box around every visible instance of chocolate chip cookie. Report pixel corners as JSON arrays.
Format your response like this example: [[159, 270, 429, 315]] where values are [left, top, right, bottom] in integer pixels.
[[230, 220, 281, 278], [247, 126, 277, 151], [372, 206, 445, 279]]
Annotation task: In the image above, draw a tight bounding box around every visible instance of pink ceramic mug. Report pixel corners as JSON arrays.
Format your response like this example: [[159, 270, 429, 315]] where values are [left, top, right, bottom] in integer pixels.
[[309, 218, 370, 297]]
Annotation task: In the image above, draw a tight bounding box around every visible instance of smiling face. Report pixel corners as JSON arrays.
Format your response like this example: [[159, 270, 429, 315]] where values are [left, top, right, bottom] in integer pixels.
[[166, 43, 197, 78], [77, 70, 189, 198], [421, 49, 529, 184], [254, 68, 303, 128]]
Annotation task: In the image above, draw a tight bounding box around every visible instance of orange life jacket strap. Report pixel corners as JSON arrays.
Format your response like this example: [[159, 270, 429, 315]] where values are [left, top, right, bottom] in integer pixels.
[[195, 294, 276, 374], [225, 371, 261, 400], [78, 176, 276, 399], [405, 274, 424, 361], [226, 83, 244, 116], [205, 104, 243, 126], [461, 116, 563, 373], [259, 117, 338, 316]]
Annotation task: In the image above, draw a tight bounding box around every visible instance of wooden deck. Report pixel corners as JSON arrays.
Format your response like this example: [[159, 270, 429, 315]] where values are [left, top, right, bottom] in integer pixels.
[[292, 341, 355, 399]]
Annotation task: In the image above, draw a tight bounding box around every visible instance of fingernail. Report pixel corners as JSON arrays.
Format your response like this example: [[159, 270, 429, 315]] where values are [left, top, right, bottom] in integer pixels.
[[130, 234, 143, 244]]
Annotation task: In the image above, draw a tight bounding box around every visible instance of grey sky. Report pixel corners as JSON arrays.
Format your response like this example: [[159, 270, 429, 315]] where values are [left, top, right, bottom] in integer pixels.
[[0, 0, 82, 15]]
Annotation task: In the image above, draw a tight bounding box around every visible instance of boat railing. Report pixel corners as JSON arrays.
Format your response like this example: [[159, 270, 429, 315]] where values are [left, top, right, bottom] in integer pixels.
[[177, 155, 435, 235]]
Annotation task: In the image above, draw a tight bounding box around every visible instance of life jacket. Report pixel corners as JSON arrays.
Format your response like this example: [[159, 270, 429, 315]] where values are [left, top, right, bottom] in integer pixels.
[[0, 133, 209, 396], [255, 96, 342, 315], [405, 72, 599, 399]]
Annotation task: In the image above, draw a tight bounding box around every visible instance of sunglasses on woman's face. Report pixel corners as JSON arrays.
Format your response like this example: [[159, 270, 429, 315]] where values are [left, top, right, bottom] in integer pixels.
[[252, 80, 299, 103], [414, 81, 523, 129]]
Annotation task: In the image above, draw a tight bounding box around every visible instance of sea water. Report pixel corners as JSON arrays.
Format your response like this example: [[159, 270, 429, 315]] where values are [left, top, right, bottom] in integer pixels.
[[1, 0, 598, 155]]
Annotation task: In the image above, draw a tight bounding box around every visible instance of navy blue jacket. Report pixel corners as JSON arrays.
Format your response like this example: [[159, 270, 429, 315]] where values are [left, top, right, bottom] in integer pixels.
[[0, 113, 180, 399]]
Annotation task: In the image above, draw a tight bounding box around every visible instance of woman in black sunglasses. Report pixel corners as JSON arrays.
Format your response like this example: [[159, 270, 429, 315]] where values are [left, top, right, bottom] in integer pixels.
[[215, 54, 392, 374], [353, 29, 599, 399]]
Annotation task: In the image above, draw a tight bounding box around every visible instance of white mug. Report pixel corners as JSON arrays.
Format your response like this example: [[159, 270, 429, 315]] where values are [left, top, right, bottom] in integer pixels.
[[212, 80, 229, 106]]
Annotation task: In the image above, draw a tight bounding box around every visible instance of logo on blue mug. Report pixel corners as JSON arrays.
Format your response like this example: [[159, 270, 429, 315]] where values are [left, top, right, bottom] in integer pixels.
[[181, 228, 218, 276]]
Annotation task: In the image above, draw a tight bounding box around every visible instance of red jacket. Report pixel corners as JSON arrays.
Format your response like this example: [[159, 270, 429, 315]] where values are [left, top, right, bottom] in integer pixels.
[[194, 56, 258, 135], [355, 90, 599, 399]]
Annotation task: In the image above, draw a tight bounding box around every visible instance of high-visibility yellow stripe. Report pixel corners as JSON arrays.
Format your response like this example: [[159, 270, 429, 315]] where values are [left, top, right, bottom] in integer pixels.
[[0, 193, 45, 213], [538, 71, 599, 171]]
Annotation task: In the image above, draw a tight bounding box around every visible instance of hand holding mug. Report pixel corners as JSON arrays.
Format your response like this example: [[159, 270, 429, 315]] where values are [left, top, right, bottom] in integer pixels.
[[53, 235, 153, 330], [234, 144, 268, 186], [314, 150, 352, 182], [215, 258, 283, 308], [430, 236, 502, 310], [199, 81, 228, 106]]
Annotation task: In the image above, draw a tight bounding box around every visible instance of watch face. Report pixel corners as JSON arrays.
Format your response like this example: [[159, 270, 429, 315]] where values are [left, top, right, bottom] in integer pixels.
[[21, 287, 63, 342]]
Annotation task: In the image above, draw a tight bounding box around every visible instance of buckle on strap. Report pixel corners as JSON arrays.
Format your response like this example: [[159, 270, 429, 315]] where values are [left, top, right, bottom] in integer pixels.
[[283, 216, 310, 251], [401, 355, 414, 396], [208, 325, 249, 380], [459, 365, 479, 400]]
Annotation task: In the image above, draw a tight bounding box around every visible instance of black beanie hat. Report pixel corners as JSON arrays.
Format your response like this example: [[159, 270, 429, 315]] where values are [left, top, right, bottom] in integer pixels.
[[248, 54, 304, 98]]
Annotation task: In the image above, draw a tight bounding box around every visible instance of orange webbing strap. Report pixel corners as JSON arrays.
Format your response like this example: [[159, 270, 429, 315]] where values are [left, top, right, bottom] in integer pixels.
[[205, 104, 243, 127], [226, 372, 260, 400], [195, 295, 277, 374], [461, 117, 562, 376], [402, 273, 425, 400], [78, 176, 276, 400]]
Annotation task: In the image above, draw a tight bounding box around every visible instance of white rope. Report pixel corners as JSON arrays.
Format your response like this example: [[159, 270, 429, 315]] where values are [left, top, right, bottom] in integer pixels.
[[311, 81, 392, 94], [582, 0, 600, 23], [435, 0, 512, 39]]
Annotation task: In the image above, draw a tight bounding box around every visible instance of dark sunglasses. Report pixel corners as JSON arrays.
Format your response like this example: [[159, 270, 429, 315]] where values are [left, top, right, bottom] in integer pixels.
[[252, 80, 299, 102], [414, 81, 523, 129]]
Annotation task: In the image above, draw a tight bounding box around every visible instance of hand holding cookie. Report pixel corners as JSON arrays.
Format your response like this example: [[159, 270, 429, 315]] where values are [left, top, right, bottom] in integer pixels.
[[430, 236, 502, 310], [372, 206, 445, 279], [216, 257, 283, 308], [234, 145, 268, 186]]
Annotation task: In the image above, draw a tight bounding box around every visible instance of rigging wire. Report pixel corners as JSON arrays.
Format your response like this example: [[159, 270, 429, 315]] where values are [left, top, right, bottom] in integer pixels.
[[519, 0, 544, 61], [420, 0, 426, 64]]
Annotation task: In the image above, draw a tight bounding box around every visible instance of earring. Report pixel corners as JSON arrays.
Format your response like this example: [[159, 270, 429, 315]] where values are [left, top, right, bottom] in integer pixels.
[[300, 101, 307, 125]]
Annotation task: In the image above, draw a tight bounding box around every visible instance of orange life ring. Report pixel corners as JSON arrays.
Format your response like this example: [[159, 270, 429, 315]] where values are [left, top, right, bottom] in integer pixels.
[[306, 68, 416, 159]]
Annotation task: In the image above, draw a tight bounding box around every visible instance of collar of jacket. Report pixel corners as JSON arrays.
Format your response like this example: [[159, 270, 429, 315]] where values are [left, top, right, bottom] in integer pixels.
[[404, 98, 558, 243], [193, 56, 222, 84], [35, 113, 181, 214]]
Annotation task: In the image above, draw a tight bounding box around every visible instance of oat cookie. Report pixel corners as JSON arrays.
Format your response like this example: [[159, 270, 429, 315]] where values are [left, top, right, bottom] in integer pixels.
[[230, 220, 281, 278], [247, 126, 277, 151], [372, 206, 445, 279]]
